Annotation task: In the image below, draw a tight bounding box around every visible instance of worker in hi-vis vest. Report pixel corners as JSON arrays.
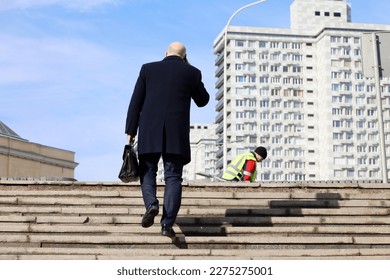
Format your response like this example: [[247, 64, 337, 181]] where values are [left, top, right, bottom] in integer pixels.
[[222, 146, 267, 183]]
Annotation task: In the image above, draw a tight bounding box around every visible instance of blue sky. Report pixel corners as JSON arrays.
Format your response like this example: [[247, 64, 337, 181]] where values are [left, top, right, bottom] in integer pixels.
[[1, 0, 390, 181]]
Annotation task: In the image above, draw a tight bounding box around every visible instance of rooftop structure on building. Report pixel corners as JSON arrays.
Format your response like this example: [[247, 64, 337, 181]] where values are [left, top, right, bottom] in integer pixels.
[[0, 121, 26, 141], [213, 0, 390, 182]]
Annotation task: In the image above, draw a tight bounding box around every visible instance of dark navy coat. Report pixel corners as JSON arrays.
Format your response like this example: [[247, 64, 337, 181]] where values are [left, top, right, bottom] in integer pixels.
[[125, 55, 210, 164]]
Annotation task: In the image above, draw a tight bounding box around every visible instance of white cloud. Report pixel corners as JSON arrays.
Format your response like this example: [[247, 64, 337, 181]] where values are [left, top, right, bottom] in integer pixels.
[[0, 34, 126, 89], [0, 0, 122, 11]]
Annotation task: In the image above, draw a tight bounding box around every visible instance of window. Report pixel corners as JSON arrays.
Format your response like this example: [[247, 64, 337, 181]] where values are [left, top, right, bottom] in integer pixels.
[[260, 88, 268, 95], [292, 66, 301, 73], [315, 11, 320, 16], [248, 99, 257, 107], [367, 109, 375, 116], [333, 120, 342, 127], [249, 136, 257, 143], [270, 53, 280, 60], [247, 63, 255, 71], [333, 133, 343, 140], [271, 100, 280, 107], [331, 71, 340, 79], [235, 64, 245, 70], [331, 60, 340, 67], [356, 121, 365, 128], [236, 100, 245, 106], [354, 49, 361, 56], [236, 88, 245, 95], [259, 64, 268, 72], [259, 100, 269, 108], [355, 72, 363, 80], [236, 124, 245, 130], [331, 48, 339, 55], [334, 12, 341, 17], [292, 54, 302, 61], [270, 77, 280, 84], [334, 157, 346, 165], [368, 133, 378, 141], [260, 53, 268, 60], [358, 158, 366, 164], [236, 76, 246, 83], [248, 75, 256, 83], [331, 36, 341, 43], [354, 37, 361, 44], [235, 40, 245, 47], [259, 76, 269, 83], [260, 112, 269, 120], [292, 43, 301, 49], [236, 112, 245, 118], [248, 51, 256, 59]]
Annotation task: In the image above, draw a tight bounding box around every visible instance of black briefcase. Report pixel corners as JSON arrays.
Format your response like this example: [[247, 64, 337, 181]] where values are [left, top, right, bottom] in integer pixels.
[[118, 142, 139, 182]]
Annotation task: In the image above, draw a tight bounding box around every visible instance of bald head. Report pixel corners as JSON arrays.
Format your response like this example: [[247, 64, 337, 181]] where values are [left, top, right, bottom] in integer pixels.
[[166, 42, 186, 59]]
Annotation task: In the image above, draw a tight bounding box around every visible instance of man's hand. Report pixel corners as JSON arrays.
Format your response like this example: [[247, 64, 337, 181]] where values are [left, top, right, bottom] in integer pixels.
[[126, 134, 135, 143]]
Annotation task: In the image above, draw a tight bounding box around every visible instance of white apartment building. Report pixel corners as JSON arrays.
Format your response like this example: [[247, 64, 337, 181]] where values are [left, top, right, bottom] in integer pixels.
[[156, 123, 218, 182], [184, 123, 218, 181], [213, 0, 390, 182]]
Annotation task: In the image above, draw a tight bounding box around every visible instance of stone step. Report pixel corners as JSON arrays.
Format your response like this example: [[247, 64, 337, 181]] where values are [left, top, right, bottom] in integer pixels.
[[1, 205, 389, 216], [2, 214, 390, 225], [1, 247, 390, 260], [1, 182, 390, 259], [0, 233, 374, 245]]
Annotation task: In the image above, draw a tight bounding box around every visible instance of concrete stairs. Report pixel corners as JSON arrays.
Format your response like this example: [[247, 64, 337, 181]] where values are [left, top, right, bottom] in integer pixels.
[[1, 180, 390, 260]]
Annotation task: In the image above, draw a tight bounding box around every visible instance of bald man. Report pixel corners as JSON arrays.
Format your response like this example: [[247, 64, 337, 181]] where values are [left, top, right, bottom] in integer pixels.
[[125, 42, 210, 238]]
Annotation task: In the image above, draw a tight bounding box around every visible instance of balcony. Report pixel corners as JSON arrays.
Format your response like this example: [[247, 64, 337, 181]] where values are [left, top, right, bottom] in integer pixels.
[[215, 99, 224, 112], [215, 87, 224, 101], [215, 111, 224, 124], [216, 122, 224, 134], [214, 50, 224, 66], [215, 63, 224, 77], [215, 75, 224, 88]]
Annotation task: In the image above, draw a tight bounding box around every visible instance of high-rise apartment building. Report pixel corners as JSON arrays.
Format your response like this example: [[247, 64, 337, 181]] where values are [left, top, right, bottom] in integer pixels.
[[213, 0, 390, 182]]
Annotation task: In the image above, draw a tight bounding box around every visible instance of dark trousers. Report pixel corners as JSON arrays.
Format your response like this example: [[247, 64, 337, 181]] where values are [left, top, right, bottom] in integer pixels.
[[138, 153, 184, 227]]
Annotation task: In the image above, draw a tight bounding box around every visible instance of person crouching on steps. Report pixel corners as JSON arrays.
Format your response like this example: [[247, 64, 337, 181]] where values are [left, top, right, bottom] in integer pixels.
[[222, 146, 267, 183]]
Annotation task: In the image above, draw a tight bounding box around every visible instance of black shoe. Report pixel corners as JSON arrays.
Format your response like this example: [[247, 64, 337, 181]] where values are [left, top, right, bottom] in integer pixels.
[[141, 205, 159, 228], [161, 225, 176, 238]]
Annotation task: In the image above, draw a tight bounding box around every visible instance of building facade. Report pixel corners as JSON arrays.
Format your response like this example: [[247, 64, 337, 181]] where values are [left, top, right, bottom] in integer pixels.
[[0, 121, 78, 180], [156, 123, 218, 182], [213, 0, 390, 182]]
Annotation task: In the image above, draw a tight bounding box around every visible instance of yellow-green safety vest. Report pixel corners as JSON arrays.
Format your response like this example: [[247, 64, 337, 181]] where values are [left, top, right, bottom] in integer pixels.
[[222, 152, 257, 182]]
